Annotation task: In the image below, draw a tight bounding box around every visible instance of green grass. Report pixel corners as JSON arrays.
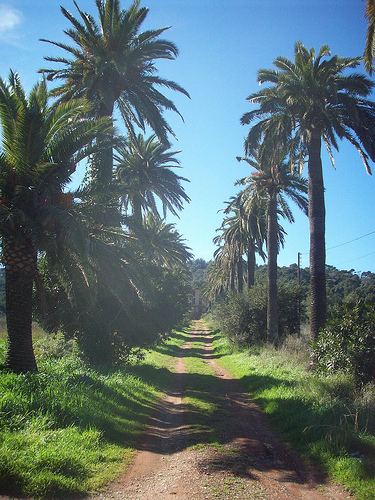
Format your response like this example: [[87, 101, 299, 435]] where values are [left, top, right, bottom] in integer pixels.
[[2, 317, 375, 499], [0, 324, 188, 498], [209, 323, 375, 500]]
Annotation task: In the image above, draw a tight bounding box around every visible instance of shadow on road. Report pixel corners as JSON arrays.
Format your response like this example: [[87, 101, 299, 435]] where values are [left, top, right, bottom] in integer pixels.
[[133, 321, 329, 489]]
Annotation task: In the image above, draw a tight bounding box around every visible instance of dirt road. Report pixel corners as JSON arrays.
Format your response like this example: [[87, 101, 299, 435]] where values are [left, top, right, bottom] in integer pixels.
[[89, 321, 351, 500]]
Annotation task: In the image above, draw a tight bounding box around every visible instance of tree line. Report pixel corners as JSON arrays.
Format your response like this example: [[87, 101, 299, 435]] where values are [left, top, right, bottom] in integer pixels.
[[204, 32, 375, 360], [192, 259, 375, 315], [0, 0, 192, 373], [2, 1, 375, 373]]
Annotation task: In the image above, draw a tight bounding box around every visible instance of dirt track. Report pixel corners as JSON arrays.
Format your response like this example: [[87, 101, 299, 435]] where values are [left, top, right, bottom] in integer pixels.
[[87, 321, 351, 500]]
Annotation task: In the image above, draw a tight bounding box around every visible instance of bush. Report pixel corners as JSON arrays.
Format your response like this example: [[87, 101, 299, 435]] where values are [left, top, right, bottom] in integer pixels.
[[212, 280, 305, 347], [312, 301, 375, 384], [35, 260, 191, 366]]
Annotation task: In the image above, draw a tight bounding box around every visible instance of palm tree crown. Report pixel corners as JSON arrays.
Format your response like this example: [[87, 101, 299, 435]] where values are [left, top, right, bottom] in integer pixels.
[[40, 0, 189, 145], [115, 133, 190, 222], [242, 43, 375, 173], [137, 213, 193, 269]]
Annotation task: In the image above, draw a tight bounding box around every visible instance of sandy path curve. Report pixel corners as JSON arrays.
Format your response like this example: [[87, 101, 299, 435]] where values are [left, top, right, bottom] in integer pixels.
[[87, 320, 351, 500]]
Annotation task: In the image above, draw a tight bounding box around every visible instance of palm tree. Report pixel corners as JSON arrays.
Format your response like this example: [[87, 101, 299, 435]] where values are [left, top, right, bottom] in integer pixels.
[[214, 209, 245, 294], [40, 0, 189, 185], [237, 144, 308, 343], [115, 134, 190, 223], [364, 0, 375, 74], [37, 199, 154, 365], [241, 42, 375, 343], [224, 193, 266, 289], [135, 213, 193, 269], [0, 71, 111, 373], [208, 243, 235, 296]]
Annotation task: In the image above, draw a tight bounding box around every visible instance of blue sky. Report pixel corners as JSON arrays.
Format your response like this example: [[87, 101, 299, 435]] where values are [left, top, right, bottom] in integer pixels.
[[1, 0, 375, 273]]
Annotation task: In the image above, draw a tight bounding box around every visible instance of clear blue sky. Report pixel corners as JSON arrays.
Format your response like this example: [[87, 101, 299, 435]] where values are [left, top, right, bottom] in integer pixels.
[[1, 0, 375, 273]]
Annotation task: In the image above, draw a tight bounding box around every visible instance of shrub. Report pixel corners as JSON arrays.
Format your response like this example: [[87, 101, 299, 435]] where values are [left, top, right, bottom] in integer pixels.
[[212, 280, 305, 347], [312, 301, 375, 384], [35, 261, 191, 366]]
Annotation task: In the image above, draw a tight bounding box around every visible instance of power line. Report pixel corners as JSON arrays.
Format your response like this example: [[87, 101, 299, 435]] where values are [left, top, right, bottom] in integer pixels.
[[300, 229, 375, 256], [336, 251, 375, 267], [327, 230, 375, 251]]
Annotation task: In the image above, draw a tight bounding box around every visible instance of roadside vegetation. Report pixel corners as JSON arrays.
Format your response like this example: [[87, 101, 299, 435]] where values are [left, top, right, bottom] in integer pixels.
[[206, 316, 375, 500], [0, 321, 188, 498], [1, 0, 375, 498], [1, 312, 375, 499]]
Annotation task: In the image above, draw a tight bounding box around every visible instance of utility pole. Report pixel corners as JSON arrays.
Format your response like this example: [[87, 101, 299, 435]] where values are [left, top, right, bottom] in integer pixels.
[[297, 252, 301, 336]]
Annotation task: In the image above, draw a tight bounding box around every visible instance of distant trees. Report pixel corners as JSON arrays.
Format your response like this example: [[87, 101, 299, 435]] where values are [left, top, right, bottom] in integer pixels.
[[189, 259, 210, 289]]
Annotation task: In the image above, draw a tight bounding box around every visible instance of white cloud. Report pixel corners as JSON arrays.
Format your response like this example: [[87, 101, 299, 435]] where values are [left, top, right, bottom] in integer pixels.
[[0, 5, 22, 36]]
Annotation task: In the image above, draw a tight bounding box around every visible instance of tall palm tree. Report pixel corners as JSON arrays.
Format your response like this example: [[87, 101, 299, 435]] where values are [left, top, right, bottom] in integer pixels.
[[241, 42, 375, 343], [214, 209, 246, 294], [115, 133, 190, 223], [210, 242, 236, 295], [203, 257, 229, 301], [40, 0, 189, 185], [0, 71, 112, 373], [364, 0, 375, 74], [237, 144, 308, 343]]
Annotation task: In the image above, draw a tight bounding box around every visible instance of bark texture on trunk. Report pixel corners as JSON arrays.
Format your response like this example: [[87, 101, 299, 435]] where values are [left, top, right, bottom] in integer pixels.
[[237, 243, 243, 294], [3, 235, 38, 373], [267, 193, 278, 344], [92, 100, 115, 187], [247, 238, 256, 289], [308, 130, 327, 344], [230, 262, 235, 292]]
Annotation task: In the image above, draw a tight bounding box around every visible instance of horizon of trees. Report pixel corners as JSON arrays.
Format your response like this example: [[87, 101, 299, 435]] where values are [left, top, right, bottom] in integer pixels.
[[190, 258, 375, 316]]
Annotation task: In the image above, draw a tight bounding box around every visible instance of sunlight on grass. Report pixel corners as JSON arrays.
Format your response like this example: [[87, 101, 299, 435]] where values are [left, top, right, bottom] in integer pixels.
[[3, 318, 374, 499], [209, 322, 375, 500], [0, 327, 188, 498]]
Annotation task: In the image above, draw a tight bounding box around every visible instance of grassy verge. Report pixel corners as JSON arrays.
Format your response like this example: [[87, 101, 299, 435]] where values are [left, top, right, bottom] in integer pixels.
[[209, 322, 375, 500], [0, 323, 187, 498]]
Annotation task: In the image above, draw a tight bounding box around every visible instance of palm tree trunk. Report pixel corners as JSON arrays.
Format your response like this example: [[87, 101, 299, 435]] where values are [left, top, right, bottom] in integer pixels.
[[3, 235, 38, 373], [237, 243, 243, 293], [91, 100, 115, 187], [230, 262, 235, 292], [308, 130, 326, 345], [132, 197, 143, 223], [267, 192, 278, 344], [247, 238, 256, 289]]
